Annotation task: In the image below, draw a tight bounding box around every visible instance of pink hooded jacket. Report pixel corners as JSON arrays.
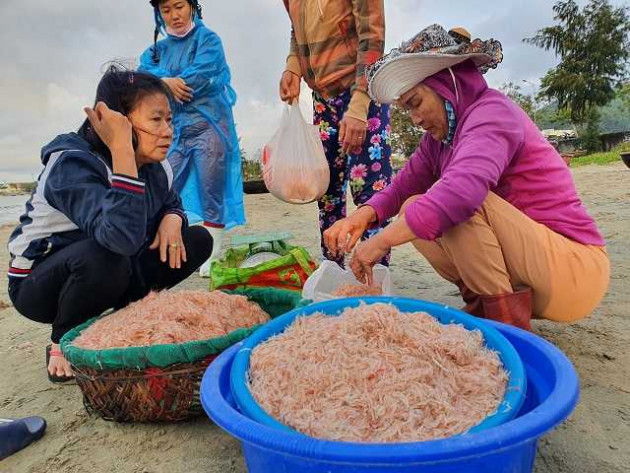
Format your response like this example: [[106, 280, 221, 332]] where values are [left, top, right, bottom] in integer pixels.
[[366, 61, 604, 246]]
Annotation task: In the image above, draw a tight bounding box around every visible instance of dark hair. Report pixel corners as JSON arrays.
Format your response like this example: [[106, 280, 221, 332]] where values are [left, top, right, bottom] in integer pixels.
[[78, 63, 172, 161], [150, 0, 203, 63]]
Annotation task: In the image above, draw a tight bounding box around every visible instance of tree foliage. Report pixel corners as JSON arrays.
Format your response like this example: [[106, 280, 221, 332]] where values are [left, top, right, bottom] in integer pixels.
[[619, 82, 630, 111], [500, 82, 536, 120], [524, 0, 630, 123], [389, 106, 424, 157]]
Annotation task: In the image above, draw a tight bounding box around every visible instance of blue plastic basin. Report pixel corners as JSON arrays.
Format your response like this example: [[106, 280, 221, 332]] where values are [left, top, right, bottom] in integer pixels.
[[231, 297, 526, 435], [201, 320, 579, 473]]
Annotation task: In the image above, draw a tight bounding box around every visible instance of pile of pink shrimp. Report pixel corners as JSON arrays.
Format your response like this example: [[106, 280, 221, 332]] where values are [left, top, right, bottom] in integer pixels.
[[248, 303, 507, 443], [331, 283, 383, 297], [73, 290, 270, 349]]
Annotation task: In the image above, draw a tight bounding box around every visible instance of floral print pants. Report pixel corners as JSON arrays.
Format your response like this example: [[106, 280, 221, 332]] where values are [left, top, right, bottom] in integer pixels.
[[313, 89, 393, 267]]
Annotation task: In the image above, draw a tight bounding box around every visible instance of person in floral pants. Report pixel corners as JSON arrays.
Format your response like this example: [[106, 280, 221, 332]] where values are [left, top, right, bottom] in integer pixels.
[[313, 91, 392, 266], [279, 0, 392, 267]]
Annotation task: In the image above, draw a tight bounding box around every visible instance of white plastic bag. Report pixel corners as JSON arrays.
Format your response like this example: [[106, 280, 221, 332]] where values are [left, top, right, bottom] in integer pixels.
[[262, 103, 330, 204], [302, 260, 393, 302]]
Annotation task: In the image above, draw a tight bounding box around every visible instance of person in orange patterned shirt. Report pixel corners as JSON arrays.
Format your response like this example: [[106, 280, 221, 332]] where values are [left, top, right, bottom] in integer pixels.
[[279, 0, 393, 267]]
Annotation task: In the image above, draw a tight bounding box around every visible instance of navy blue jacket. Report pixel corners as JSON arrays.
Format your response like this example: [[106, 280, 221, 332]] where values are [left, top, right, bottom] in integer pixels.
[[8, 133, 187, 280]]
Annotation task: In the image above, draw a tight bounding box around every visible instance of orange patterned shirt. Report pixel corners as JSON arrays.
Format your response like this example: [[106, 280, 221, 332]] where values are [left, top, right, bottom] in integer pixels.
[[283, 0, 385, 99]]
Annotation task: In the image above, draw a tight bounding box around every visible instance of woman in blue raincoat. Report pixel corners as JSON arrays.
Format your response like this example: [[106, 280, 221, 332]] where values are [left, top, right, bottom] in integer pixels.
[[139, 0, 245, 275]]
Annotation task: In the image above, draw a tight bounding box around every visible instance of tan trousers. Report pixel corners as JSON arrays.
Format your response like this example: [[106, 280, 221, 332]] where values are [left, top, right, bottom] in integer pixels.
[[411, 193, 610, 322]]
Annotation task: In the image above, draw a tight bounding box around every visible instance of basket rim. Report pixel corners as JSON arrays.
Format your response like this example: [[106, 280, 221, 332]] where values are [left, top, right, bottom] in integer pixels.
[[71, 357, 214, 382], [60, 287, 303, 371]]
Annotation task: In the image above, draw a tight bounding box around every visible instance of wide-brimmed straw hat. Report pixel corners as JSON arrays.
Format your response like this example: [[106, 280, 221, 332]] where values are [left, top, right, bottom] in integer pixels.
[[367, 24, 503, 104]]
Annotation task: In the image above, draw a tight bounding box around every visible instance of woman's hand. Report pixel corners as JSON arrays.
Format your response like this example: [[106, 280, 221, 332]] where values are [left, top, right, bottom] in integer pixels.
[[84, 102, 134, 152], [323, 206, 376, 257], [279, 70, 300, 104], [339, 115, 367, 155], [350, 236, 391, 285], [84, 102, 137, 176], [163, 77, 193, 103], [150, 214, 187, 269]]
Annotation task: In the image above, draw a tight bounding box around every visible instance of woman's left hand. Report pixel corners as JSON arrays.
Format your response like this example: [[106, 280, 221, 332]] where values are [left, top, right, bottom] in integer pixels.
[[339, 116, 367, 155], [150, 214, 187, 269], [350, 236, 391, 285], [163, 78, 193, 103]]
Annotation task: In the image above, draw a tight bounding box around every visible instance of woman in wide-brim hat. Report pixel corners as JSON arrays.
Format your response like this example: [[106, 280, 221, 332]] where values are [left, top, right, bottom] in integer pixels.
[[324, 24, 609, 330]]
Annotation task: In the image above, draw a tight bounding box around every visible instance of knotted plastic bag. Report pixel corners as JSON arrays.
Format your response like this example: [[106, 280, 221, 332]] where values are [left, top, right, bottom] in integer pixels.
[[262, 103, 329, 204], [302, 260, 393, 303]]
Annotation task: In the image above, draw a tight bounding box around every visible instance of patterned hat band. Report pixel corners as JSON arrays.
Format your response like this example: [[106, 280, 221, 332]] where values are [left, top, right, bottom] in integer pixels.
[[367, 24, 503, 104]]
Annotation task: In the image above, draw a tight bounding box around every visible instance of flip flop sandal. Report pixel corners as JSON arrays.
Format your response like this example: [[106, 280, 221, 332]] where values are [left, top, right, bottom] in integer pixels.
[[0, 416, 47, 460], [45, 345, 75, 383]]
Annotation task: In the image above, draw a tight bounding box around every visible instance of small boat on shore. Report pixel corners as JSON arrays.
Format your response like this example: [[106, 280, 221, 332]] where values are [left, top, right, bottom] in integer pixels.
[[243, 180, 268, 195]]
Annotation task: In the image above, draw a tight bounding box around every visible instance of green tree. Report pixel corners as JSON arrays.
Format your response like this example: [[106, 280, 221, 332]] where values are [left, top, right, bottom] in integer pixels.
[[579, 108, 602, 152], [239, 138, 263, 181], [500, 82, 536, 121], [389, 105, 424, 157], [598, 94, 630, 131], [524, 0, 630, 151], [500, 82, 578, 130], [533, 100, 574, 130], [620, 82, 630, 111]]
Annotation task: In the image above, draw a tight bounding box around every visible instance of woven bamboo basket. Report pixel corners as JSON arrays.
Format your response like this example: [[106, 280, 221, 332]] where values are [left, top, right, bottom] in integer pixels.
[[60, 287, 308, 423], [71, 356, 216, 423]]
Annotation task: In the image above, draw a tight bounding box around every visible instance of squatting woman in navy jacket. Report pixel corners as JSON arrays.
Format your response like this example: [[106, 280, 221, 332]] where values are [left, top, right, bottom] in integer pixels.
[[7, 67, 213, 382]]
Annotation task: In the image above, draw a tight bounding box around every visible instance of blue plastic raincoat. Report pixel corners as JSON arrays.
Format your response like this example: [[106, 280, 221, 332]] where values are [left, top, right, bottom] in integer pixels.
[[139, 17, 245, 229]]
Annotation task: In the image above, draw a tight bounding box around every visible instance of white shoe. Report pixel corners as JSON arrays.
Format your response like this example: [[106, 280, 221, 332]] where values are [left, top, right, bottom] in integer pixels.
[[199, 226, 224, 278], [198, 258, 212, 278]]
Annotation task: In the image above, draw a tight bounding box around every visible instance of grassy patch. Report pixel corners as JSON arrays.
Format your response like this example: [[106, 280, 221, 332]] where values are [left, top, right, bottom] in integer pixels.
[[571, 150, 623, 166], [571, 142, 630, 167]]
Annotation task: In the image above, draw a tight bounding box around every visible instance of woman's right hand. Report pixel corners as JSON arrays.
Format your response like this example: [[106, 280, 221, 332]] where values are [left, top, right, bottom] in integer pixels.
[[84, 102, 137, 177], [279, 70, 300, 104], [84, 102, 134, 153], [323, 206, 377, 257], [163, 77, 193, 103]]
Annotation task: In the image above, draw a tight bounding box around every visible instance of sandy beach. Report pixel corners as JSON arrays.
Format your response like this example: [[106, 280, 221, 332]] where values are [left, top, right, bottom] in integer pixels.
[[1, 162, 629, 473]]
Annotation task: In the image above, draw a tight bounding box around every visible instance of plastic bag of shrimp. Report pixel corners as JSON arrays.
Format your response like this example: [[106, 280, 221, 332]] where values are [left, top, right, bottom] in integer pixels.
[[302, 260, 393, 302]]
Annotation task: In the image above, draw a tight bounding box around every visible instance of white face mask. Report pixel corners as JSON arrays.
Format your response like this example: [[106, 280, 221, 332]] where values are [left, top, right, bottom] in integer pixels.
[[166, 19, 195, 38]]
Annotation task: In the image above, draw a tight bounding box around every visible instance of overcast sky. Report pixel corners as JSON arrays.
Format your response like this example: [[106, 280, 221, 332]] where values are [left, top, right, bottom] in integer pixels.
[[0, 0, 623, 181]]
